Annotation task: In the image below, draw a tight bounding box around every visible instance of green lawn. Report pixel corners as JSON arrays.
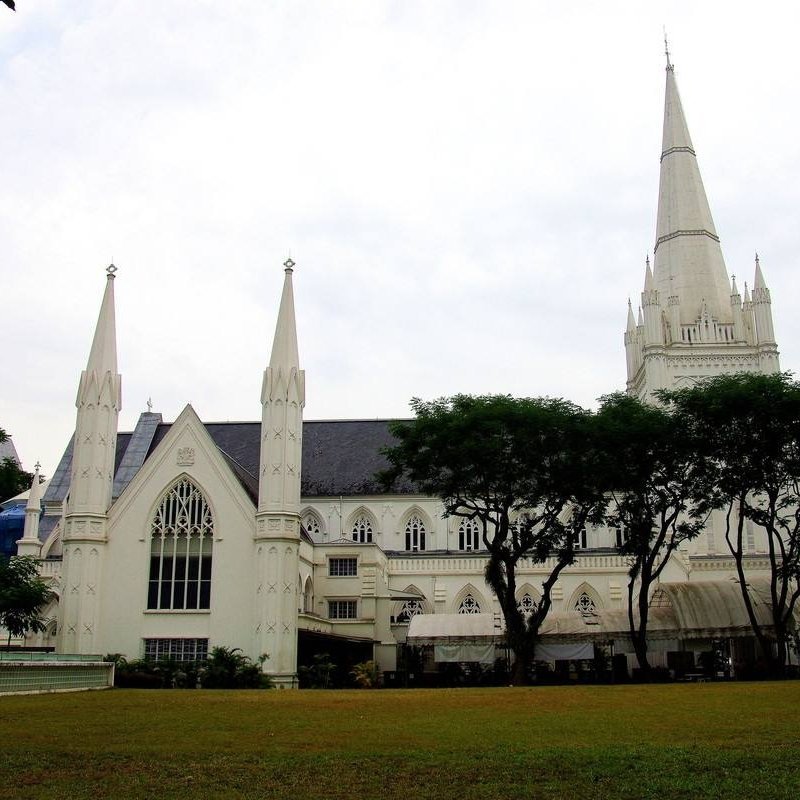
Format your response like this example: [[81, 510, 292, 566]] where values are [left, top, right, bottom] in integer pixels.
[[2, 683, 798, 799]]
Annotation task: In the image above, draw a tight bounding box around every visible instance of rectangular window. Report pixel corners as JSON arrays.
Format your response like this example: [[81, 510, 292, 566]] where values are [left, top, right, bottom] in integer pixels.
[[615, 527, 628, 548], [329, 557, 358, 577], [143, 638, 209, 662], [328, 600, 358, 619], [573, 528, 588, 550]]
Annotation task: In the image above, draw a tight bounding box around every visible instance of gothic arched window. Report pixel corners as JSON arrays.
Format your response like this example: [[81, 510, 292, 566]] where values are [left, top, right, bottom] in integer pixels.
[[396, 599, 424, 624], [458, 519, 480, 551], [517, 593, 537, 616], [458, 594, 481, 614], [147, 478, 213, 610], [352, 515, 374, 543], [405, 515, 426, 551], [575, 592, 596, 616], [303, 512, 322, 539]]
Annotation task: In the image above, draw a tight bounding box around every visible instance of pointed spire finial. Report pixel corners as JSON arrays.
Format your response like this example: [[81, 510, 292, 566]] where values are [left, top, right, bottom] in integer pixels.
[[755, 251, 760, 267], [34, 461, 41, 472], [284, 257, 295, 273], [664, 28, 673, 71], [106, 262, 117, 278], [646, 254, 650, 268]]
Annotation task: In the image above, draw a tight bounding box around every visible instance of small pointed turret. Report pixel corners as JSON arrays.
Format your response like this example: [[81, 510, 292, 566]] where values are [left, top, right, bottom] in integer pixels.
[[752, 253, 776, 349], [66, 265, 121, 517], [17, 463, 43, 557], [259, 259, 305, 514], [637, 307, 644, 328], [730, 274, 744, 341], [626, 299, 636, 332], [269, 258, 300, 371], [652, 60, 732, 324]]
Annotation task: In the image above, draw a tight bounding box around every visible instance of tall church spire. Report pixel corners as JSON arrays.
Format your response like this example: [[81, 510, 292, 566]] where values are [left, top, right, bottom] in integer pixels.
[[653, 59, 731, 324]]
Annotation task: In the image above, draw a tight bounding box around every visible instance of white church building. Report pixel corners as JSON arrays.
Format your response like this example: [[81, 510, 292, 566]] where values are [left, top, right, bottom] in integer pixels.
[[14, 59, 781, 685]]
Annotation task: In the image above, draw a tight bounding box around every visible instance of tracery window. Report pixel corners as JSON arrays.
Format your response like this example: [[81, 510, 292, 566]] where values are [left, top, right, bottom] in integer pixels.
[[147, 478, 213, 610], [458, 594, 481, 614], [352, 515, 374, 543], [517, 593, 537, 616], [405, 514, 426, 551], [575, 592, 596, 616], [303, 513, 322, 538], [396, 599, 424, 623], [458, 519, 480, 551]]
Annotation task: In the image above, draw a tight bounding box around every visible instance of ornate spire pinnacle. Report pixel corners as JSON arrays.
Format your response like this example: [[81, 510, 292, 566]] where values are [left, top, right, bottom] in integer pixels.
[[85, 264, 119, 379], [664, 29, 673, 71], [731, 274, 739, 296], [25, 462, 42, 514], [626, 299, 636, 331], [652, 59, 732, 324], [269, 259, 300, 370], [754, 252, 767, 290]]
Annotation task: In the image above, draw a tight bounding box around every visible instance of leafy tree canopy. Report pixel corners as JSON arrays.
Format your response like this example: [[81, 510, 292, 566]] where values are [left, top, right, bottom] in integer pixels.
[[0, 427, 34, 503], [0, 555, 55, 646], [381, 394, 607, 684]]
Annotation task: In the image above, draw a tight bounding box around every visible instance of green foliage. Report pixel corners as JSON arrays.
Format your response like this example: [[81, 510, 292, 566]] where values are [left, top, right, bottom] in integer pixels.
[[381, 394, 607, 683], [105, 648, 271, 689], [350, 660, 379, 688], [665, 372, 800, 674], [0, 555, 55, 645], [595, 393, 711, 673], [0, 427, 34, 502], [298, 653, 337, 688], [200, 646, 271, 689]]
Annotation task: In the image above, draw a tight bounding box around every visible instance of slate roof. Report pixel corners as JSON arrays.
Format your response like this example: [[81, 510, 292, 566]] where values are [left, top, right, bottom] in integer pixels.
[[43, 416, 416, 507]]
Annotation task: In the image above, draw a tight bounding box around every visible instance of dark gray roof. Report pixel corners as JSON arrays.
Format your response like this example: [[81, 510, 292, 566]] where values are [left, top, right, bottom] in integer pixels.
[[44, 416, 415, 507], [43, 433, 132, 505]]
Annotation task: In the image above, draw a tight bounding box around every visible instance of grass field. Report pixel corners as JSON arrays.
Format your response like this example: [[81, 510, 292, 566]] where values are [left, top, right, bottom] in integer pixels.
[[2, 682, 799, 799]]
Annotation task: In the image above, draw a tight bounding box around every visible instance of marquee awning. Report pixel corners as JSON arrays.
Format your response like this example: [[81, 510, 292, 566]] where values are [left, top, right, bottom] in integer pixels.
[[407, 613, 502, 645]]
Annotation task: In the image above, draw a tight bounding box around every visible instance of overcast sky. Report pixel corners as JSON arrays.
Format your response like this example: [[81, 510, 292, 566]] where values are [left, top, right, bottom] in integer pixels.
[[2, 1, 799, 475]]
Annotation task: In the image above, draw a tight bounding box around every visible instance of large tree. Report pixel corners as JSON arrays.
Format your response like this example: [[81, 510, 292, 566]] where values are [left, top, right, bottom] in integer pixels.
[[381, 395, 606, 685], [0, 427, 33, 502], [666, 373, 800, 676], [596, 393, 710, 675], [0, 556, 55, 647]]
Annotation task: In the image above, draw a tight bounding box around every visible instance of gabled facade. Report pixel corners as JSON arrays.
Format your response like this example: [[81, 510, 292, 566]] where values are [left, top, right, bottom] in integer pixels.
[[21, 57, 783, 682]]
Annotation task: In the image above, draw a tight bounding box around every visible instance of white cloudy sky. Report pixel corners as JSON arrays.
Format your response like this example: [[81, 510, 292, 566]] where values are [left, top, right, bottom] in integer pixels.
[[2, 1, 799, 475]]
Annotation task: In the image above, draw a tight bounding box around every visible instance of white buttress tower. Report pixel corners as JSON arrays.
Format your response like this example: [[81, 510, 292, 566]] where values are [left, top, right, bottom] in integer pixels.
[[255, 258, 305, 686], [58, 265, 121, 653]]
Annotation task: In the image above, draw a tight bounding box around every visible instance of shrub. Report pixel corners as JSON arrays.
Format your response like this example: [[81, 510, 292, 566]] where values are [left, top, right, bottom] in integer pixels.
[[350, 660, 379, 688], [199, 647, 272, 689]]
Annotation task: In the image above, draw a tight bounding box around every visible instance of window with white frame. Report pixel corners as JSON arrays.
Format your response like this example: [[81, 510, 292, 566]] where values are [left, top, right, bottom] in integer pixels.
[[405, 514, 426, 551], [517, 593, 537, 616], [458, 519, 480, 551], [614, 526, 628, 548], [458, 594, 481, 614], [328, 600, 358, 619], [575, 592, 596, 615], [573, 527, 588, 550], [329, 557, 358, 577], [396, 599, 425, 623], [351, 515, 374, 543], [147, 478, 213, 610], [144, 637, 209, 662]]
